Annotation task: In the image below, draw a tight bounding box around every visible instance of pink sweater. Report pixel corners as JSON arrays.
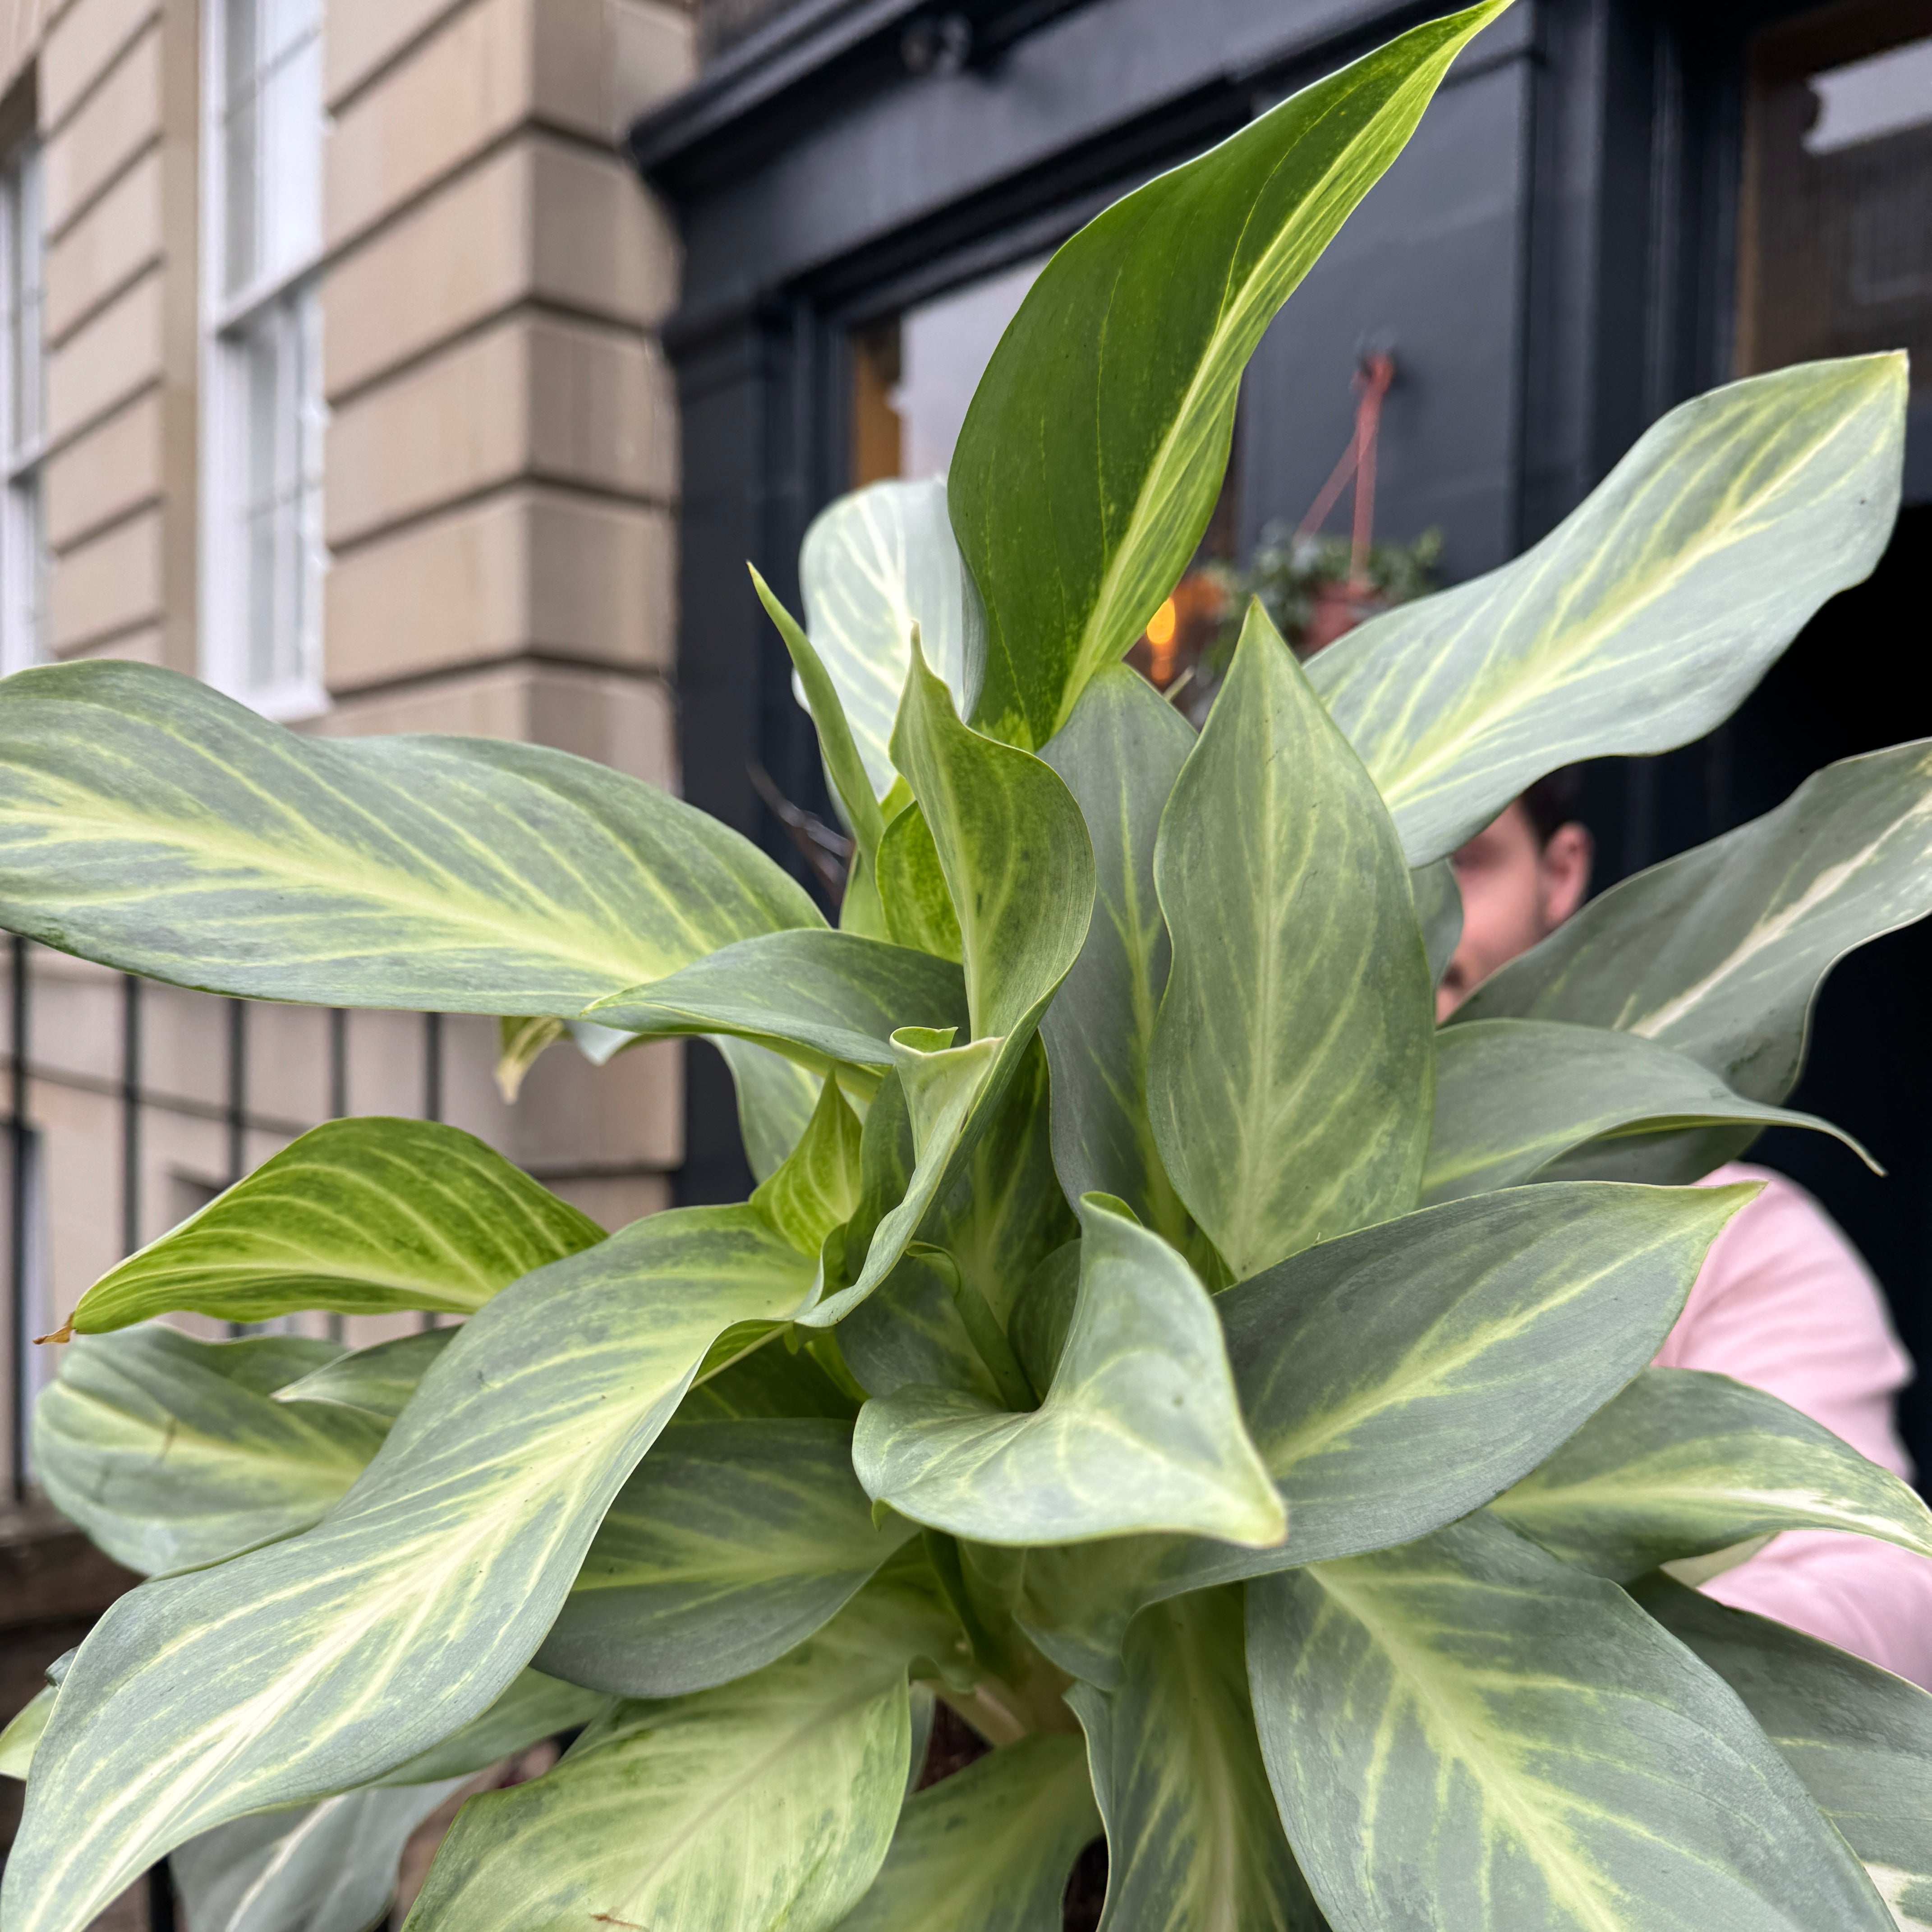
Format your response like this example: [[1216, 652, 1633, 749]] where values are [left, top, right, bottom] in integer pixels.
[[1659, 1163, 1932, 1684]]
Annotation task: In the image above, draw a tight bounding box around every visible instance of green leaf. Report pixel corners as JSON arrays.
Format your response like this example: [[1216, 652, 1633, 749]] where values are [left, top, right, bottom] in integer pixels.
[[32, 1327, 383, 1573], [852, 1194, 1283, 1549], [62, 1118, 604, 1333], [1149, 604, 1433, 1279], [752, 566, 886, 861], [805, 1027, 1003, 1328], [0, 660, 819, 1012], [1410, 860, 1463, 986], [889, 637, 1094, 1043], [934, 1035, 1078, 1333], [838, 1247, 1011, 1405], [798, 479, 970, 798], [1039, 664, 1195, 1240], [836, 1734, 1099, 1932], [951, 0, 1512, 748], [1635, 1575, 1932, 1926], [1454, 738, 1932, 1102], [1247, 1511, 1894, 1932], [403, 1578, 961, 1932], [1422, 1019, 1870, 1202], [370, 1667, 609, 1787], [586, 931, 970, 1082], [534, 1418, 918, 1698], [172, 1775, 474, 1932], [272, 1328, 458, 1423], [1491, 1366, 1932, 1582], [0, 1685, 53, 1781], [497, 1014, 566, 1102], [1067, 1586, 1325, 1932], [710, 1035, 824, 1183], [752, 1073, 864, 1256], [2, 1205, 817, 1932], [672, 1329, 859, 1424], [1312, 354, 1909, 863], [875, 803, 964, 960], [1018, 1182, 1753, 1685]]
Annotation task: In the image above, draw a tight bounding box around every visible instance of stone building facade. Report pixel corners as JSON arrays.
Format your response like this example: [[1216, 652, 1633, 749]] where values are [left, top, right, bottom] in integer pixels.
[[0, 0, 696, 1907]]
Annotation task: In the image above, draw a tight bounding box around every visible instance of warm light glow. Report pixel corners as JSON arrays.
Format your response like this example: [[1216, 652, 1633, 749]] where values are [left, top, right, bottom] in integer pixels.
[[1146, 597, 1178, 647]]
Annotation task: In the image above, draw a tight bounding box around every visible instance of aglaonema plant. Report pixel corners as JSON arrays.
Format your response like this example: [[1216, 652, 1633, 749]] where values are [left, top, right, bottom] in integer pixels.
[[2, 2, 1931, 1927]]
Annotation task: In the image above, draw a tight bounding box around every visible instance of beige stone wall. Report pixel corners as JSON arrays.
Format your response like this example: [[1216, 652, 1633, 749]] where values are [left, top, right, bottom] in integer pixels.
[[0, 0, 700, 1614]]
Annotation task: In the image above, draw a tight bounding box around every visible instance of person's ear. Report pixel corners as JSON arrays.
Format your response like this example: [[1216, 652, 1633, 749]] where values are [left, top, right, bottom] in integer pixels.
[[1540, 822, 1593, 929]]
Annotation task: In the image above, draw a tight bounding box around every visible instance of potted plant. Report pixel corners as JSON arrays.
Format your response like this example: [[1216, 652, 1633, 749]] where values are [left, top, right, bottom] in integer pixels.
[[2, 3, 1930, 1927]]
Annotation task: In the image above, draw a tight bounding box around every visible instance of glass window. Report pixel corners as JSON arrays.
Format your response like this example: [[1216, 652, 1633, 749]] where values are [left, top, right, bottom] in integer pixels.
[[850, 256, 1045, 486], [1741, 2, 1932, 391], [0, 137, 44, 677], [204, 0, 326, 716]]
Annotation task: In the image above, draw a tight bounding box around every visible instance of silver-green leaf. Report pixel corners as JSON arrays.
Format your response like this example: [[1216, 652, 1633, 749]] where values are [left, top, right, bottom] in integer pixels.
[[852, 1194, 1283, 1550], [586, 930, 970, 1082], [1312, 354, 1909, 863], [1422, 1019, 1869, 1202], [1491, 1366, 1932, 1582], [1040, 664, 1196, 1242], [1150, 604, 1432, 1279], [32, 1327, 383, 1574], [1068, 1585, 1325, 1932], [798, 479, 971, 799], [1636, 1574, 1932, 1927], [534, 1418, 918, 1698], [62, 1118, 604, 1333], [2, 1206, 817, 1932], [836, 1734, 1099, 1932], [404, 1577, 962, 1932], [1248, 1511, 1894, 1932], [1452, 737, 1932, 1102], [0, 660, 819, 1012], [1018, 1182, 1753, 1684]]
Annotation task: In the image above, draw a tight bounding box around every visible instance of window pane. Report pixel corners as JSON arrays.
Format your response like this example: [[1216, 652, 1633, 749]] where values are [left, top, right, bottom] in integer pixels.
[[1743, 5, 1932, 388], [259, 31, 321, 282]]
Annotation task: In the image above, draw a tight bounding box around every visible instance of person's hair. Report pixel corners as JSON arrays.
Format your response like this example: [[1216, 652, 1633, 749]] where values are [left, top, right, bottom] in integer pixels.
[[1520, 766, 1586, 846]]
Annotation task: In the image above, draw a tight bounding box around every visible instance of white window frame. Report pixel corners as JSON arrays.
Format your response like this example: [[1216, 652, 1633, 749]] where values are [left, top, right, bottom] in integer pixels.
[[0, 135, 45, 679], [200, 0, 329, 720]]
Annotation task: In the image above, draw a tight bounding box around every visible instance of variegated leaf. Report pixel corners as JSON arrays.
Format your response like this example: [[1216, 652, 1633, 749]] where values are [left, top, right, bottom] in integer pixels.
[[875, 802, 964, 960], [836, 1734, 1099, 1932], [1068, 1585, 1325, 1932], [1313, 355, 1908, 863], [1150, 604, 1432, 1280], [404, 1576, 964, 1932], [1, 1207, 817, 1932], [837, 1247, 1013, 1406], [1636, 1575, 1932, 1927], [1492, 1367, 1932, 1582], [0, 661, 818, 1012], [534, 1418, 918, 1698], [797, 479, 971, 798], [952, 0, 1512, 749], [32, 1327, 383, 1574], [752, 566, 887, 860], [853, 1194, 1283, 1550], [751, 1073, 864, 1256], [61, 1118, 603, 1333], [1039, 664, 1195, 1242], [273, 1329, 457, 1424], [1248, 1512, 1893, 1932], [1018, 1182, 1753, 1685], [369, 1668, 610, 1788], [0, 1686, 53, 1781], [889, 636, 1094, 1045], [710, 1035, 823, 1183], [1453, 738, 1932, 1102], [1422, 1019, 1868, 1202], [1412, 860, 1463, 986], [587, 930, 970, 1083]]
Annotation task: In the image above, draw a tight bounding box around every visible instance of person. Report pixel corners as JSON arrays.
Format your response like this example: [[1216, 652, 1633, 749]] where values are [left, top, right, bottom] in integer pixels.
[[1444, 773, 1932, 1688]]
